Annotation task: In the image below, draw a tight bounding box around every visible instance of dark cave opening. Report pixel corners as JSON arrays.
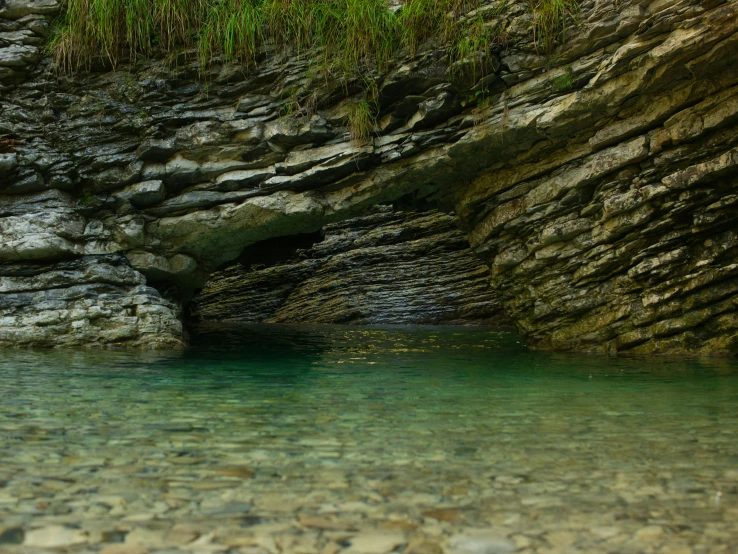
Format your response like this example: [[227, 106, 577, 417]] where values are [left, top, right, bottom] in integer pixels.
[[233, 230, 325, 271]]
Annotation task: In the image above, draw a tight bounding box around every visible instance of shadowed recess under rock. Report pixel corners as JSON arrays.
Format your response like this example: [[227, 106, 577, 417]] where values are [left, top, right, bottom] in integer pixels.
[[190, 207, 509, 325]]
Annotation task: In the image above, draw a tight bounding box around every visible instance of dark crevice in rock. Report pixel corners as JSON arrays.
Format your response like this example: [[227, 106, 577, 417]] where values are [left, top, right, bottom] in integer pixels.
[[233, 231, 324, 271]]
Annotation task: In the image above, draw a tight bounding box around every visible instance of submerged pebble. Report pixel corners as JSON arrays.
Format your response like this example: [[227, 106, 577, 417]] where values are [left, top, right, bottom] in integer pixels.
[[447, 531, 515, 554], [0, 326, 736, 553]]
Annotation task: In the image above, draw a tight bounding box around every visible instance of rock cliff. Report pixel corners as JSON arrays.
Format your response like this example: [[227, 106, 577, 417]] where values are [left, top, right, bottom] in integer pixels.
[[1, 0, 737, 353]]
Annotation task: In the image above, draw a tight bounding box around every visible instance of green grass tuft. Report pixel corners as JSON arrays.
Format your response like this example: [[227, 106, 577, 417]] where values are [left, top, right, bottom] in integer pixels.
[[530, 0, 579, 55], [551, 66, 574, 91], [346, 99, 377, 142], [448, 14, 495, 81], [51, 0, 498, 74], [398, 0, 463, 54], [52, 0, 406, 72], [198, 0, 263, 67]]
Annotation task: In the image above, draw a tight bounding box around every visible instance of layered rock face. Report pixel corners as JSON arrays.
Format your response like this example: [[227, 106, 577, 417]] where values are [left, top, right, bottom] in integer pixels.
[[466, 93, 738, 354], [191, 207, 506, 325], [453, 3, 738, 354], [0, 254, 184, 348], [2, 0, 738, 352]]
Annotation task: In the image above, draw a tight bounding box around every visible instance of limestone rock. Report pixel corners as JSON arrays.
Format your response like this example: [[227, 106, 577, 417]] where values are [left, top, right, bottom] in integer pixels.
[[0, 152, 17, 175], [0, 0, 59, 20], [23, 525, 88, 548], [99, 546, 149, 554], [447, 531, 515, 554], [345, 531, 406, 554], [114, 180, 166, 208], [0, 43, 37, 66]]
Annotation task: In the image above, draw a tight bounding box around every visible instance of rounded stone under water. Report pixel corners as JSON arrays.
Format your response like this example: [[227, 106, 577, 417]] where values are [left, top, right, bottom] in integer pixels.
[[0, 325, 737, 553]]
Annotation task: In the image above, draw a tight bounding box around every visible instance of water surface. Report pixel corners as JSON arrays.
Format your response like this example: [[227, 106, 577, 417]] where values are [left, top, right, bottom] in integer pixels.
[[1, 325, 737, 553]]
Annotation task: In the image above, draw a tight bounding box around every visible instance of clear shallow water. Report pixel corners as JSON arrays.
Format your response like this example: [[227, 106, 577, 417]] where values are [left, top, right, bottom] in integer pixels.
[[1, 325, 737, 554]]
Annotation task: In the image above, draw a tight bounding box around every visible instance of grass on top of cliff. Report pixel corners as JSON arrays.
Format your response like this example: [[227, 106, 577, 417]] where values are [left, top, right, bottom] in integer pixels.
[[50, 0, 578, 75], [530, 0, 579, 55], [50, 0, 472, 73]]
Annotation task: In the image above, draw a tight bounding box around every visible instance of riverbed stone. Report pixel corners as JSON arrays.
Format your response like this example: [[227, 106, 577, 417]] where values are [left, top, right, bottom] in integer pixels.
[[344, 531, 406, 554], [406, 537, 444, 554], [24, 525, 88, 548], [0, 527, 24, 544], [0, 327, 737, 552], [100, 546, 150, 554], [447, 531, 515, 554]]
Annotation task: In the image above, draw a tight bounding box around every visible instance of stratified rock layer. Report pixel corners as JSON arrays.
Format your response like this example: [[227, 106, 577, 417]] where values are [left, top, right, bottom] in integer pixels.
[[191, 207, 506, 325], [465, 95, 738, 354], [451, 5, 738, 354], [0, 254, 184, 348], [2, 0, 738, 352]]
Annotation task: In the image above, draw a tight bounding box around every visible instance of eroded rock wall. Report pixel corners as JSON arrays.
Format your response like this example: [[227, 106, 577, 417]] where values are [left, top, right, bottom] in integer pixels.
[[191, 207, 507, 325], [463, 89, 738, 354], [1, 0, 738, 352]]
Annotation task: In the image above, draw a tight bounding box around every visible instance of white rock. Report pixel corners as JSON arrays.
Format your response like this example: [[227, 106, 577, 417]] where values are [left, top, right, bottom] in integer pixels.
[[345, 531, 406, 554], [99, 546, 149, 554], [114, 180, 166, 208], [0, 44, 38, 67], [447, 531, 515, 554], [24, 525, 88, 548], [0, 153, 17, 174], [634, 525, 663, 542], [0, 0, 59, 19], [125, 527, 167, 546]]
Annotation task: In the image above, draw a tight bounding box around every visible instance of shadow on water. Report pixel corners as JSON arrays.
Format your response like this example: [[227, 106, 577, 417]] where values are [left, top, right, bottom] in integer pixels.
[[1, 323, 738, 397], [1, 324, 738, 463]]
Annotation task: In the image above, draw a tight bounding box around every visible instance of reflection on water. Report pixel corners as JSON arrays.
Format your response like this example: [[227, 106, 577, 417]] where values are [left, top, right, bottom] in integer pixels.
[[0, 324, 737, 553]]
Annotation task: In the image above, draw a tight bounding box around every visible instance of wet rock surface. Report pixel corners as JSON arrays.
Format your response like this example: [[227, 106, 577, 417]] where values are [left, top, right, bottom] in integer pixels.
[[1, 0, 738, 351], [191, 207, 507, 326]]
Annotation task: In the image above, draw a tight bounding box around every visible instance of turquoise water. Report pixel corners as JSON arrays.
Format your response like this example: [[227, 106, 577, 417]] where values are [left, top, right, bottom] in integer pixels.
[[1, 325, 737, 553]]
